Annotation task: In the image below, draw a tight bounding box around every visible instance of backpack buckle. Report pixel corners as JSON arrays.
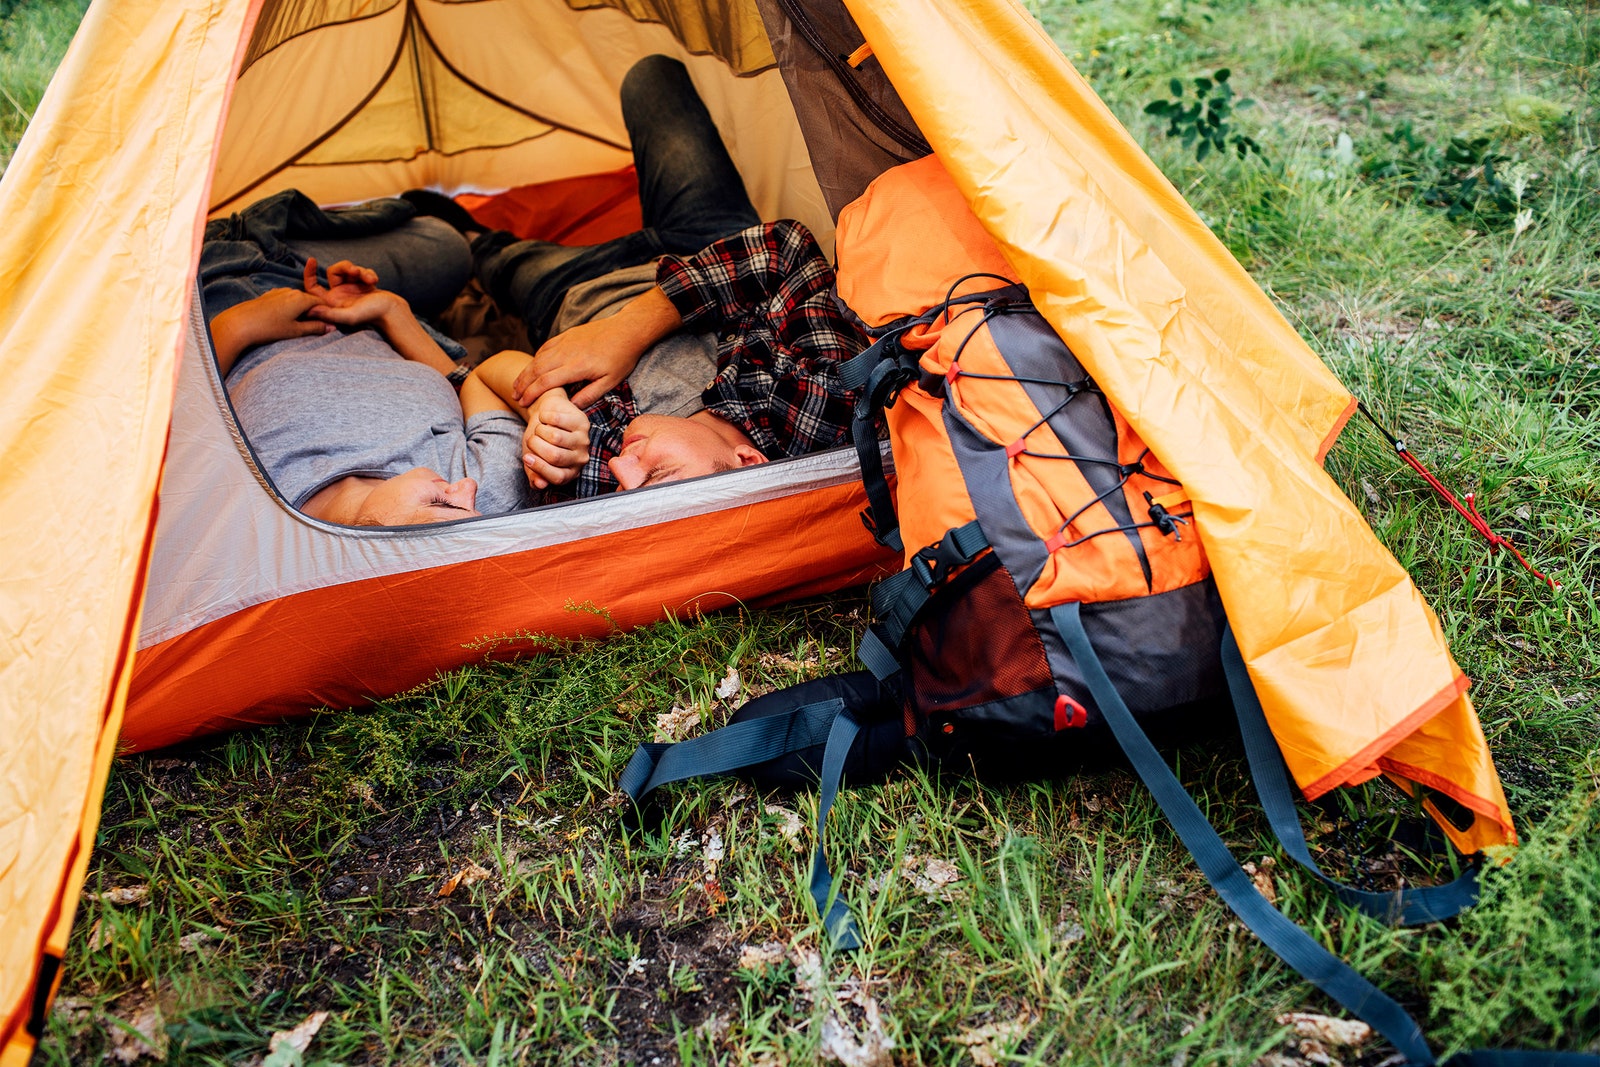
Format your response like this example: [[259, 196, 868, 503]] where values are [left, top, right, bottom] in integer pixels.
[[911, 521, 989, 587]]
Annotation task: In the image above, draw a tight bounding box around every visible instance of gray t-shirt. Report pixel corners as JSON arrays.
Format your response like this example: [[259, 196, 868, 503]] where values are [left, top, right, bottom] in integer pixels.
[[554, 263, 719, 418], [226, 328, 530, 516]]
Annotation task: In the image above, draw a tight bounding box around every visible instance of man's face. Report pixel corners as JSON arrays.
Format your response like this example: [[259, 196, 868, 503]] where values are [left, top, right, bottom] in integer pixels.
[[354, 467, 480, 525], [608, 415, 749, 491]]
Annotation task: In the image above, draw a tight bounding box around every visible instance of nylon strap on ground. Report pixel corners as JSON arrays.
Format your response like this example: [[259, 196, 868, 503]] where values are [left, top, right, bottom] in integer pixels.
[[810, 709, 863, 950], [618, 698, 862, 951], [619, 699, 845, 803], [1050, 601, 1436, 1064], [1221, 626, 1482, 926]]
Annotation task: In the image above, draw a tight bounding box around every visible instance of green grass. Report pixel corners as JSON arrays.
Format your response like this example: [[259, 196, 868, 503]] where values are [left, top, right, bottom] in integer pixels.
[[0, 0, 86, 173], [14, 0, 1600, 1062]]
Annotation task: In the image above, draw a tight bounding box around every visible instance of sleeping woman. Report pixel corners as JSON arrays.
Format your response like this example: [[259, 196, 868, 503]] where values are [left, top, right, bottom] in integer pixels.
[[209, 257, 590, 526]]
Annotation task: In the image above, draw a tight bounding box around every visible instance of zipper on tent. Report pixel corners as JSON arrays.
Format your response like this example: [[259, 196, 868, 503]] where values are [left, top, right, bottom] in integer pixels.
[[772, 0, 930, 157]]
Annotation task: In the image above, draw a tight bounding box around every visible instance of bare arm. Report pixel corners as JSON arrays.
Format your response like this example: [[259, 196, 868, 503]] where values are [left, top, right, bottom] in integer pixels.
[[460, 350, 531, 418], [306, 290, 457, 376], [209, 289, 331, 377]]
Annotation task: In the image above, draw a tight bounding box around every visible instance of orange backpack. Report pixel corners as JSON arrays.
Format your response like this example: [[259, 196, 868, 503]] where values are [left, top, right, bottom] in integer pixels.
[[835, 153, 1222, 759]]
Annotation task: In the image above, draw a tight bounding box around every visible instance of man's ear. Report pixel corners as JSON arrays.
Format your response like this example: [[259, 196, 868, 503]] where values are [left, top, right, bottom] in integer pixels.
[[732, 444, 768, 467]]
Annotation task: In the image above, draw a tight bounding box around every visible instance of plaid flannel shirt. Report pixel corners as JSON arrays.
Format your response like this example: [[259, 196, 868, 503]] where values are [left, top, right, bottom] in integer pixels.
[[571, 220, 865, 497]]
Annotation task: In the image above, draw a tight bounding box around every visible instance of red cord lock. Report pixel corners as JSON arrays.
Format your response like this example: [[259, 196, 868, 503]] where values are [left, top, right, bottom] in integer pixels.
[[946, 363, 961, 386], [1005, 438, 1027, 459], [1044, 532, 1067, 554], [1054, 694, 1088, 730]]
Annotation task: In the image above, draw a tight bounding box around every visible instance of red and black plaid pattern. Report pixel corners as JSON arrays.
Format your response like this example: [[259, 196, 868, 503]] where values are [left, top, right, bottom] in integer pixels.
[[573, 220, 865, 497]]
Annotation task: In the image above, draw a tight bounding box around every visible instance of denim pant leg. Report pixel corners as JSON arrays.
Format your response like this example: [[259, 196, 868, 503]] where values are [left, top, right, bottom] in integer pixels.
[[472, 54, 761, 345], [621, 54, 760, 252]]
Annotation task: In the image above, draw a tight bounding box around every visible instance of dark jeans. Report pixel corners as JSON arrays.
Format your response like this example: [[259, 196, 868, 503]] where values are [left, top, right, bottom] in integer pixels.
[[472, 55, 761, 346]]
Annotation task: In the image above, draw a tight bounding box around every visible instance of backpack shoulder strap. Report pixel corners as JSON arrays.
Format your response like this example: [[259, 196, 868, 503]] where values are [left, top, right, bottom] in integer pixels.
[[1051, 601, 1600, 1066], [1051, 599, 1435, 1062], [1221, 627, 1482, 925]]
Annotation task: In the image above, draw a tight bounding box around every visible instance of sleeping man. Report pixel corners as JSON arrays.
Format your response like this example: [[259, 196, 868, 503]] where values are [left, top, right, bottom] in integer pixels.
[[407, 54, 868, 498], [209, 257, 590, 525]]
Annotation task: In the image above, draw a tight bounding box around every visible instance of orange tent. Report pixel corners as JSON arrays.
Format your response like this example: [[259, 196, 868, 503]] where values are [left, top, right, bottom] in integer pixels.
[[0, 0, 1510, 1059]]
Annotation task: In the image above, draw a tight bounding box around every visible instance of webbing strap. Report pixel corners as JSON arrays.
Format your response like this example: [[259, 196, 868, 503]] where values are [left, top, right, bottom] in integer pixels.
[[1444, 1053, 1600, 1066], [618, 698, 863, 950], [857, 626, 903, 681], [870, 522, 991, 651], [840, 340, 889, 391], [1222, 627, 1482, 926], [854, 356, 916, 551], [619, 699, 845, 802], [811, 710, 864, 950], [1050, 602, 1437, 1064]]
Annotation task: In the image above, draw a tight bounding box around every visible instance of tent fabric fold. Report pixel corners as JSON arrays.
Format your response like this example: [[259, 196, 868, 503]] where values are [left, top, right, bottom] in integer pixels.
[[0, 0, 1514, 1056]]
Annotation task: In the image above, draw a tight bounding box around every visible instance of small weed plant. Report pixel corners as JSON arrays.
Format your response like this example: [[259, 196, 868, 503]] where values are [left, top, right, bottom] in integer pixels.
[[1143, 68, 1264, 162], [1363, 122, 1534, 225]]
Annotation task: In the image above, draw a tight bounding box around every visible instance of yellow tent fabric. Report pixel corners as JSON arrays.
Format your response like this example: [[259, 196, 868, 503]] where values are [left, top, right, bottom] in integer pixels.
[[0, 0, 1512, 1055], [0, 2, 253, 1057]]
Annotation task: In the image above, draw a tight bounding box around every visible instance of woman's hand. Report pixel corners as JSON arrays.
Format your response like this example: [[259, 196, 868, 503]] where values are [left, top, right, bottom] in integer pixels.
[[304, 289, 406, 330], [300, 256, 406, 330], [521, 389, 591, 489], [302, 257, 378, 305]]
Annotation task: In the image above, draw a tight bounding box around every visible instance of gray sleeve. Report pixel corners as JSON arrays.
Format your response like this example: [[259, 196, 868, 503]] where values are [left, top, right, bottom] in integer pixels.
[[463, 412, 533, 516]]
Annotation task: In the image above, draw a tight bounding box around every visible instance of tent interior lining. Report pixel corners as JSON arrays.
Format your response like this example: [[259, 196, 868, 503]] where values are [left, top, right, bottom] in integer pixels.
[[148, 285, 878, 651]]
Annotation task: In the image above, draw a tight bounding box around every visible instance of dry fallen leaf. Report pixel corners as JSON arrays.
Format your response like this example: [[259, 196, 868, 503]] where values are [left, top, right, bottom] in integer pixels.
[[765, 804, 805, 852], [819, 998, 894, 1067], [1054, 920, 1086, 946], [1244, 859, 1278, 904], [1276, 1012, 1372, 1048], [106, 998, 167, 1064], [85, 919, 110, 953], [654, 704, 701, 742], [951, 1010, 1033, 1067], [715, 664, 742, 701], [758, 651, 808, 672], [268, 1010, 330, 1056], [790, 946, 824, 999], [100, 885, 150, 906], [623, 955, 652, 978], [178, 931, 217, 954], [902, 855, 962, 899], [738, 941, 788, 971], [438, 861, 492, 897]]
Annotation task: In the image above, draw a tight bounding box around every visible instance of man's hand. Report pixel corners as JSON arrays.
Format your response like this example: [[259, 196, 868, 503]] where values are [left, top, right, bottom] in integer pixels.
[[512, 315, 643, 410], [210, 288, 331, 375], [521, 389, 591, 490], [512, 286, 685, 409]]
